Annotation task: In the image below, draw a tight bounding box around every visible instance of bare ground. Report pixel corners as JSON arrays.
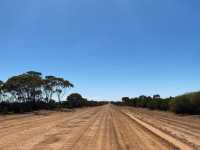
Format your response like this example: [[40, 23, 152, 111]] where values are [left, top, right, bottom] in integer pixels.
[[0, 105, 199, 150]]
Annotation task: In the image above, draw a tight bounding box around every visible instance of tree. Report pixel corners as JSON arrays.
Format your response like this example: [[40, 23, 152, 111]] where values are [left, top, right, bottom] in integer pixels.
[[0, 80, 4, 102], [0, 71, 77, 113], [4, 71, 43, 102], [43, 76, 55, 102], [43, 76, 74, 103], [67, 93, 84, 107], [153, 94, 161, 99], [55, 78, 74, 103], [25, 71, 43, 102], [122, 97, 130, 103], [67, 93, 82, 101]]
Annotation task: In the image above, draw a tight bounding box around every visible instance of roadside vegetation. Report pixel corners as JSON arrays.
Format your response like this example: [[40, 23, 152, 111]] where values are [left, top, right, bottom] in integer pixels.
[[112, 92, 200, 115], [1, 71, 199, 115], [0, 71, 107, 114]]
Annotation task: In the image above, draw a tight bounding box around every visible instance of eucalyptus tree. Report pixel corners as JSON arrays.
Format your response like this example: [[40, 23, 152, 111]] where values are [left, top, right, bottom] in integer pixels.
[[55, 78, 74, 103], [43, 76, 53, 102], [0, 80, 4, 102], [26, 71, 43, 102], [4, 71, 43, 102], [4, 75, 23, 102], [43, 76, 74, 103]]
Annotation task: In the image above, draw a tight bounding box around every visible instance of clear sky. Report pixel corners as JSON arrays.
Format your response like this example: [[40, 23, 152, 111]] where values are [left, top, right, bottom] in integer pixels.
[[0, 0, 200, 100]]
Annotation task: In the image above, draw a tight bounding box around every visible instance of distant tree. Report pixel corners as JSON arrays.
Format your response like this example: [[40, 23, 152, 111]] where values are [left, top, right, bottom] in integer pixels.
[[4, 72, 43, 102], [153, 94, 161, 99], [67, 93, 85, 107], [54, 78, 74, 103], [43, 76, 55, 102], [0, 80, 4, 102], [25, 71, 43, 102], [122, 97, 130, 103], [0, 71, 78, 113], [139, 95, 147, 100], [67, 93, 82, 101], [43, 76, 73, 103]]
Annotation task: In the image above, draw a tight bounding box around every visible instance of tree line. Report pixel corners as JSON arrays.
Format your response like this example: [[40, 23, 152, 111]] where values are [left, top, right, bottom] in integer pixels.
[[112, 92, 200, 115], [0, 71, 107, 114]]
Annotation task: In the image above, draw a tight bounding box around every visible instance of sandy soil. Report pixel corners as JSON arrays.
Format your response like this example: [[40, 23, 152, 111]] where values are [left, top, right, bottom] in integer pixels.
[[121, 106, 200, 150], [0, 105, 199, 150]]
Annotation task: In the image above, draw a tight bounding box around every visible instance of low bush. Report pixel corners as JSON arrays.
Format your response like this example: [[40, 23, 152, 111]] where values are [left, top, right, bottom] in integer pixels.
[[113, 92, 200, 115], [170, 92, 200, 114], [113, 95, 171, 112]]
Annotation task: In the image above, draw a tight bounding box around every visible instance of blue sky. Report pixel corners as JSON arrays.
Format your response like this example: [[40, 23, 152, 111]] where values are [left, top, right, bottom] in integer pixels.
[[0, 0, 200, 100]]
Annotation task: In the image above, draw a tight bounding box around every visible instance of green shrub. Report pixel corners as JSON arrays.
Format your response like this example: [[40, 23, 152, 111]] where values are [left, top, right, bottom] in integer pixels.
[[115, 92, 200, 115], [170, 95, 194, 114], [158, 99, 170, 111], [190, 92, 200, 114]]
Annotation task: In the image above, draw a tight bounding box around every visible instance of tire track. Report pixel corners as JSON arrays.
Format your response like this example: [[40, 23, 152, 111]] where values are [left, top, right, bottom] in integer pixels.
[[0, 107, 102, 150], [59, 107, 104, 150], [123, 107, 200, 149], [0, 105, 198, 150], [117, 107, 194, 150], [112, 106, 176, 150]]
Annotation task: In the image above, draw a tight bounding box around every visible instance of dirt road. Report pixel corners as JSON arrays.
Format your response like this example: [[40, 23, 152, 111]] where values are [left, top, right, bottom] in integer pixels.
[[0, 105, 199, 150]]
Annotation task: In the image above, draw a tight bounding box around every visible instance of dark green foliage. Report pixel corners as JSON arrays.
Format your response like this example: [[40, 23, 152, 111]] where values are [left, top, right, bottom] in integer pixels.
[[62, 100, 108, 108], [122, 97, 130, 103], [191, 93, 200, 113], [113, 92, 200, 115], [0, 71, 107, 114], [0, 101, 55, 114], [112, 95, 171, 111], [170, 92, 200, 114], [67, 93, 85, 108], [66, 93, 108, 108], [42, 76, 74, 103], [0, 80, 4, 102]]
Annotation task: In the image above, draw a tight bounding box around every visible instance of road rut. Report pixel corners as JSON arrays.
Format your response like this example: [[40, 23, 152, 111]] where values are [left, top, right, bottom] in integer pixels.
[[0, 105, 198, 150]]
